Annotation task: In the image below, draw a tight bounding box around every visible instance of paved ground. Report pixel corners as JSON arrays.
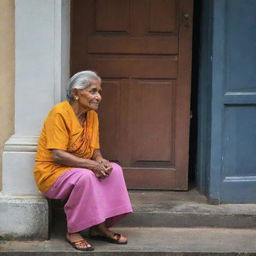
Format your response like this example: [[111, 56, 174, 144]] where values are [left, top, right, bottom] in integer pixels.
[[1, 227, 256, 255]]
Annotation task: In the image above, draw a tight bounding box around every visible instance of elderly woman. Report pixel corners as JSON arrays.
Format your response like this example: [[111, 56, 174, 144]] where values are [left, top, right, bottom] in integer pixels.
[[34, 71, 132, 251]]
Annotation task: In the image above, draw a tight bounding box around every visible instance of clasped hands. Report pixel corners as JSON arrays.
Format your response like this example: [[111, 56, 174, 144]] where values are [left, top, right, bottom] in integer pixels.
[[92, 159, 113, 180]]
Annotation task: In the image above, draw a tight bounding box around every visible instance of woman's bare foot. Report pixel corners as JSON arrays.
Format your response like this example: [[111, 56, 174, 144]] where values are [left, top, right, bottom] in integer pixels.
[[66, 232, 94, 251], [90, 222, 128, 244]]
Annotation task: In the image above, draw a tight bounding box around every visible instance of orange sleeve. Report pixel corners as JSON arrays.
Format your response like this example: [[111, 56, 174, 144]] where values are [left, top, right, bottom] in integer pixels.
[[45, 112, 69, 150]]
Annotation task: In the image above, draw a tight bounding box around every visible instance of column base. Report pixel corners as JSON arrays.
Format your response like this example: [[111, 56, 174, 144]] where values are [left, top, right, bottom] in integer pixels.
[[0, 195, 49, 240]]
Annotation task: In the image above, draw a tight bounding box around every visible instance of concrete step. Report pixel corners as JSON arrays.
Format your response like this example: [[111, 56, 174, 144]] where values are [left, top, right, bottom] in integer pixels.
[[1, 227, 256, 255], [51, 189, 256, 229], [122, 190, 256, 228]]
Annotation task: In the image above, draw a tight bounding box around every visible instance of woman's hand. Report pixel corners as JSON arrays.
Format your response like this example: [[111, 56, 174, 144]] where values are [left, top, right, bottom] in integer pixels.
[[92, 150, 113, 176], [97, 158, 113, 176], [91, 161, 111, 180]]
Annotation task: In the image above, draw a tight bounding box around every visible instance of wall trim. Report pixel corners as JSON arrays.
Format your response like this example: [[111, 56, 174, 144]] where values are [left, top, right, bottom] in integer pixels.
[[4, 136, 38, 152]]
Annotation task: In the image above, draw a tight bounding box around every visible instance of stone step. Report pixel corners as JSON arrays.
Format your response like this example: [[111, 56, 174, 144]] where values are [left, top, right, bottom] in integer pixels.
[[51, 189, 256, 229], [1, 227, 256, 255], [121, 190, 256, 228]]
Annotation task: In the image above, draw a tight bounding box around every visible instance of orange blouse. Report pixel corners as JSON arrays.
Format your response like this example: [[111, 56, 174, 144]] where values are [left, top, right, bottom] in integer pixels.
[[34, 101, 100, 193]]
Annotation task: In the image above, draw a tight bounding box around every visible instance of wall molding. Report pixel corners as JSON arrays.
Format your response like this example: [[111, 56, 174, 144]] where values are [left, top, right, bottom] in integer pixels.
[[224, 176, 256, 183], [4, 135, 38, 152]]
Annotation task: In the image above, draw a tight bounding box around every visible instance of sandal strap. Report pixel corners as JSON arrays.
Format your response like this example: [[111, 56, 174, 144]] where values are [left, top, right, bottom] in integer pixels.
[[72, 240, 88, 246], [113, 233, 121, 240]]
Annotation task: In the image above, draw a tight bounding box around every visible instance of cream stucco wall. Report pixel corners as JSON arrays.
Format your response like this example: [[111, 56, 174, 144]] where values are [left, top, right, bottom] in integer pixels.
[[0, 0, 15, 191]]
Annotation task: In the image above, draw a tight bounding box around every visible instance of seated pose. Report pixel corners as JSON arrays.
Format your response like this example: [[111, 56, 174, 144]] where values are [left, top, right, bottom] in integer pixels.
[[34, 71, 133, 251]]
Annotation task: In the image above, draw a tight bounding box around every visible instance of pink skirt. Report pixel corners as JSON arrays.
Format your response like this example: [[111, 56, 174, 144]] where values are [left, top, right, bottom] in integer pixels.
[[44, 162, 133, 233]]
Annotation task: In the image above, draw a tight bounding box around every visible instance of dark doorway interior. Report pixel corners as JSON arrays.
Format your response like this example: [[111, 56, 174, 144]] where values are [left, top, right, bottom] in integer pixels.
[[189, 0, 202, 187]]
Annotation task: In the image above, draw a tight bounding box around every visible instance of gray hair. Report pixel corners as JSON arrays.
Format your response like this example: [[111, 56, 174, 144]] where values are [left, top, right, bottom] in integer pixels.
[[67, 70, 101, 102]]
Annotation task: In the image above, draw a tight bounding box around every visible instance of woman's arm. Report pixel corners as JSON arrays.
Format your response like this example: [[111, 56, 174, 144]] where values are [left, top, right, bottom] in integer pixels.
[[52, 149, 108, 179], [92, 149, 104, 162]]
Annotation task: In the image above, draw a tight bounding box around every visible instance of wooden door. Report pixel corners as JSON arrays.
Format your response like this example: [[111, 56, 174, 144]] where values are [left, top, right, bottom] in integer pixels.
[[71, 0, 193, 190]]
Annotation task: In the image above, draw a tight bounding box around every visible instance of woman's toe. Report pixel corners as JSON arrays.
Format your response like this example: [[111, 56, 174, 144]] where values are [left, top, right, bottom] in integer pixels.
[[114, 233, 128, 243]]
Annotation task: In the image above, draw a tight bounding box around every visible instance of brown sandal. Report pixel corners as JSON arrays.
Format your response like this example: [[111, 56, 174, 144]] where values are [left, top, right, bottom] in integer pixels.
[[89, 232, 128, 244], [66, 233, 94, 251]]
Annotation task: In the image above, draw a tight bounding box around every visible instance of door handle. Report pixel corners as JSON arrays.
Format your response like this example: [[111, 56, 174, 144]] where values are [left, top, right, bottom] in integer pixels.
[[183, 13, 189, 20], [183, 13, 190, 28]]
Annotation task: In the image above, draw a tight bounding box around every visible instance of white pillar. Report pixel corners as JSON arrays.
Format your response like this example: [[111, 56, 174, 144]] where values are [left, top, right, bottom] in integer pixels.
[[0, 0, 70, 240]]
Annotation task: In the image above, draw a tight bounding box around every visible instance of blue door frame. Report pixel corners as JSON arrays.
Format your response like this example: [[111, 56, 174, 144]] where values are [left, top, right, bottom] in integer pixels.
[[196, 0, 256, 203]]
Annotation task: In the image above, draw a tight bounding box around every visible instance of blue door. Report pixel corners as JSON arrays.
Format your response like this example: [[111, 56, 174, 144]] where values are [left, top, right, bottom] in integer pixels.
[[197, 0, 256, 203]]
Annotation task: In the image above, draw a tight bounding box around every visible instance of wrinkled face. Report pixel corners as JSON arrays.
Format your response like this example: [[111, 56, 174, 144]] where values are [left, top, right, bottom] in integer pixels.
[[74, 79, 102, 111]]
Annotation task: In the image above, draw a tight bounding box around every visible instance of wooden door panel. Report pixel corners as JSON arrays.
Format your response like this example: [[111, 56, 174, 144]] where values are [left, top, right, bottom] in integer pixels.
[[71, 0, 193, 190], [97, 79, 122, 162], [86, 56, 178, 78], [124, 168, 176, 189], [98, 78, 131, 166], [88, 36, 178, 54], [95, 0, 130, 32], [130, 79, 175, 164], [149, 0, 178, 32]]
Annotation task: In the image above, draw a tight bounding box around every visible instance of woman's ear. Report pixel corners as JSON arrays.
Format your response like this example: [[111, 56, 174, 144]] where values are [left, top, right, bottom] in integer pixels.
[[72, 88, 79, 100]]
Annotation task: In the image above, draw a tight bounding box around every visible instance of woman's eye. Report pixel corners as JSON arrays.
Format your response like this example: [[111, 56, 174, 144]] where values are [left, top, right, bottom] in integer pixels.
[[89, 89, 102, 95], [89, 89, 97, 94]]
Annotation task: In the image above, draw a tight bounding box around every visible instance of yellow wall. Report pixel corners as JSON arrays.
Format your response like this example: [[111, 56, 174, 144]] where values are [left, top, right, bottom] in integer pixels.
[[0, 0, 15, 190]]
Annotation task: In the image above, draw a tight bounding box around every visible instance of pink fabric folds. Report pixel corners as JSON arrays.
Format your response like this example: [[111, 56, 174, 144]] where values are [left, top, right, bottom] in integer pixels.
[[44, 162, 133, 233]]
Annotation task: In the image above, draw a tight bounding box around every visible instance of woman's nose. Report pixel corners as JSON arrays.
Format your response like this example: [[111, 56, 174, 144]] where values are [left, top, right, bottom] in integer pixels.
[[95, 92, 102, 101]]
